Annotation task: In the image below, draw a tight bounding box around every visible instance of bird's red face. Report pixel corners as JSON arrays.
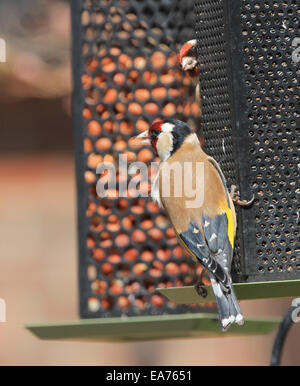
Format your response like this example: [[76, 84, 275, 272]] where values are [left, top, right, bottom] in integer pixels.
[[177, 40, 199, 78], [148, 121, 163, 150], [134, 120, 163, 153]]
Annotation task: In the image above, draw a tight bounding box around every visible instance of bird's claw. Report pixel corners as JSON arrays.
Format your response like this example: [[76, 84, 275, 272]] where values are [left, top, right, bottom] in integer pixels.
[[194, 283, 208, 298], [230, 185, 254, 207]]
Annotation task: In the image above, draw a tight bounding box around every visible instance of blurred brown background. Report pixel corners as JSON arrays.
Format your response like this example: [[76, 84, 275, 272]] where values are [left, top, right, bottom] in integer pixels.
[[0, 0, 299, 366]]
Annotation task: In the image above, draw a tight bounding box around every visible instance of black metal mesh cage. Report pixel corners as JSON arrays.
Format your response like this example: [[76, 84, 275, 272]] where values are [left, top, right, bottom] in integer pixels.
[[71, 0, 214, 319], [194, 0, 300, 282], [72, 0, 299, 320]]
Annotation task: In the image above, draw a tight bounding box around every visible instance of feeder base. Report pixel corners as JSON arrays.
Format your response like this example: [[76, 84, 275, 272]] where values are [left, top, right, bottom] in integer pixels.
[[25, 313, 280, 342], [158, 279, 300, 304]]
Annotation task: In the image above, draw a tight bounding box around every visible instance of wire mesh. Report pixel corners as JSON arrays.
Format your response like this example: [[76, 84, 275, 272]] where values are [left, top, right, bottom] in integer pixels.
[[71, 0, 212, 318], [194, 0, 300, 282]]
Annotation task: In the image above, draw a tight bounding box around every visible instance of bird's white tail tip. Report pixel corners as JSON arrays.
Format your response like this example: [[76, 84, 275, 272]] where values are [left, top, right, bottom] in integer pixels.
[[235, 313, 244, 325], [221, 317, 232, 331], [222, 313, 244, 331]]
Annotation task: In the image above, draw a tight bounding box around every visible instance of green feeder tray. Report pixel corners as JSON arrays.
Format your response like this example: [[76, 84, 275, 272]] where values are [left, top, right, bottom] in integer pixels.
[[158, 279, 300, 305], [25, 313, 280, 342], [25, 280, 299, 342]]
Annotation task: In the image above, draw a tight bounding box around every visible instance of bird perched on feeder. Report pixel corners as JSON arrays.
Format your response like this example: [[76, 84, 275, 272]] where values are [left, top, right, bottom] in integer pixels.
[[135, 119, 244, 330]]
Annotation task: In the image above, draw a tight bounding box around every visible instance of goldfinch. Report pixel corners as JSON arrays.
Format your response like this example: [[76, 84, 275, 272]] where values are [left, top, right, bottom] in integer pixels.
[[136, 119, 244, 330], [177, 39, 200, 107], [177, 40, 253, 207]]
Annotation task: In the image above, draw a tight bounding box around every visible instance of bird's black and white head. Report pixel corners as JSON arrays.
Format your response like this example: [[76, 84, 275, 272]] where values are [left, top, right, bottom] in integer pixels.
[[135, 119, 195, 161], [177, 39, 199, 78]]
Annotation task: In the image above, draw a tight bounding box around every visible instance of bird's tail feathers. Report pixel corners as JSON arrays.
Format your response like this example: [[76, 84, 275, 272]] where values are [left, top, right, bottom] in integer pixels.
[[209, 274, 244, 331]]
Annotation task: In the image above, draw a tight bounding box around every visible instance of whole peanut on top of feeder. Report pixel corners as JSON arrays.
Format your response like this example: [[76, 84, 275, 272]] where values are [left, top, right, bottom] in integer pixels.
[[134, 119, 244, 331]]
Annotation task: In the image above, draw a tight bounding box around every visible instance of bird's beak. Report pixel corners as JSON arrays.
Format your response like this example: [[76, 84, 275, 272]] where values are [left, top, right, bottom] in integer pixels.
[[134, 130, 151, 145]]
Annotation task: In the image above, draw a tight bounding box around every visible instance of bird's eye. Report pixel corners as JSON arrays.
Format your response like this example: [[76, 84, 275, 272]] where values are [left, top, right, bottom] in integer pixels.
[[149, 128, 161, 149], [150, 129, 160, 140]]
